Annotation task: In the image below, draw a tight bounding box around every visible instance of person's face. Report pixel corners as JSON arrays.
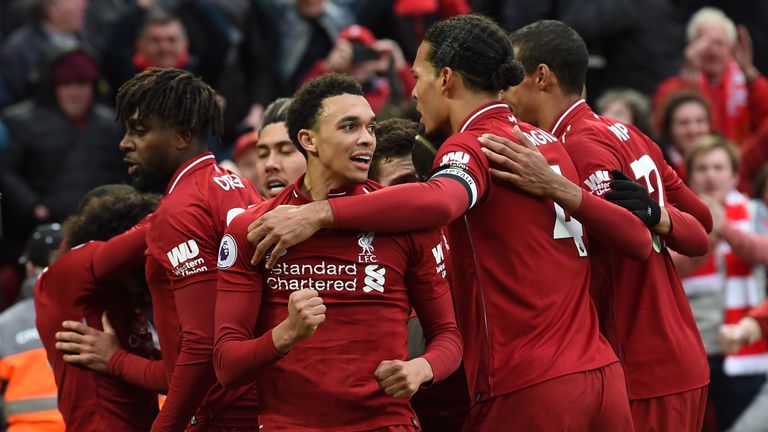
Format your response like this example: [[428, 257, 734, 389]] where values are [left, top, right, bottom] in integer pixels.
[[688, 147, 737, 203], [694, 22, 733, 77], [601, 100, 634, 125], [373, 154, 419, 186], [411, 42, 451, 136], [138, 21, 188, 68], [304, 94, 376, 187], [671, 101, 710, 155], [119, 114, 178, 193], [296, 0, 325, 18], [249, 122, 306, 198], [55, 81, 93, 121], [46, 0, 87, 32]]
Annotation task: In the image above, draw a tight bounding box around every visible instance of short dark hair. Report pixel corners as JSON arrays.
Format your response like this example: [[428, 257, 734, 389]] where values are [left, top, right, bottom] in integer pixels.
[[509, 20, 588, 96], [424, 14, 524, 93], [287, 74, 363, 157], [140, 9, 186, 39], [369, 118, 419, 181], [116, 68, 223, 145], [64, 185, 159, 248], [260, 98, 292, 132]]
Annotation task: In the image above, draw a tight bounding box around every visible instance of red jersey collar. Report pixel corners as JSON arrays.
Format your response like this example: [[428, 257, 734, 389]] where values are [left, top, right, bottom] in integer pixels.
[[459, 102, 512, 133], [166, 151, 217, 195], [287, 174, 374, 204], [550, 99, 589, 137]]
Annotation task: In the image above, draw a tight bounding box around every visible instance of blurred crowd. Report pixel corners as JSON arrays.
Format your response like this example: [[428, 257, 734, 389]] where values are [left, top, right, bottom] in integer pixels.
[[2, 1, 768, 431]]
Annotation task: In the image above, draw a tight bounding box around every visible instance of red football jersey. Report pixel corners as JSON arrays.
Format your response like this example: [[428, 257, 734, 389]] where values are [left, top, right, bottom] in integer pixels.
[[427, 102, 617, 402], [215, 178, 462, 431], [145, 152, 263, 430], [552, 99, 711, 399], [35, 221, 158, 431]]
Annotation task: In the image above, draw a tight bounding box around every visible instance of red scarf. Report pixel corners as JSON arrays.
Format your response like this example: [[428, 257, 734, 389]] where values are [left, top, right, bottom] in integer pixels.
[[698, 60, 751, 145], [131, 51, 190, 71], [684, 190, 768, 375]]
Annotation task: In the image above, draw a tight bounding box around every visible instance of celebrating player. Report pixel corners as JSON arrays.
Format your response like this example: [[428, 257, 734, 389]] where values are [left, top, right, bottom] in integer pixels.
[[117, 68, 262, 431], [213, 73, 462, 431], [488, 20, 712, 430]]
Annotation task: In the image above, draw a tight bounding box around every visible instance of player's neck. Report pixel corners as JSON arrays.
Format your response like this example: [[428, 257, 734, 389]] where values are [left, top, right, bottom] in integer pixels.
[[448, 92, 499, 134], [301, 164, 357, 201], [543, 94, 582, 132]]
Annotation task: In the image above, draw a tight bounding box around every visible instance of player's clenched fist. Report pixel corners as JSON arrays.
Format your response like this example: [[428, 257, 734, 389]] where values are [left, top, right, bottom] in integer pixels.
[[374, 358, 434, 399], [272, 289, 326, 354]]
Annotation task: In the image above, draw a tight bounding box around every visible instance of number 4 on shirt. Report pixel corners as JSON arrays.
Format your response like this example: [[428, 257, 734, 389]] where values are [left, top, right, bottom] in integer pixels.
[[550, 165, 588, 257]]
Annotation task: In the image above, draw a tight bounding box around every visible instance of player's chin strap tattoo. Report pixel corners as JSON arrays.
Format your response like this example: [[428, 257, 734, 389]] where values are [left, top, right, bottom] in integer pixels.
[[605, 170, 662, 228]]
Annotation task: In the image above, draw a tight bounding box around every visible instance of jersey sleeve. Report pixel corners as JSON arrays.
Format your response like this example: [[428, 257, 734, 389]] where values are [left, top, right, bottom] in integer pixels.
[[91, 215, 151, 283], [328, 133, 488, 233], [214, 212, 283, 389], [564, 129, 653, 259], [405, 229, 462, 383], [108, 348, 168, 393], [151, 202, 218, 290]]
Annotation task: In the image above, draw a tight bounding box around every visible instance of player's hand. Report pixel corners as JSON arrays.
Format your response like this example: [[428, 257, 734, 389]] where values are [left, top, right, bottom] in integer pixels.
[[719, 317, 763, 353], [374, 358, 433, 399], [248, 202, 334, 268], [273, 289, 326, 354], [734, 25, 759, 82], [479, 127, 560, 197], [605, 170, 661, 228], [55, 312, 119, 373]]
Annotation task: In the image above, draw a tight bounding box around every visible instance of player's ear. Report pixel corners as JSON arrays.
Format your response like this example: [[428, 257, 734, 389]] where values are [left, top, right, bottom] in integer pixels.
[[535, 64, 549, 90], [174, 131, 194, 150], [298, 129, 317, 156], [439, 66, 452, 94]]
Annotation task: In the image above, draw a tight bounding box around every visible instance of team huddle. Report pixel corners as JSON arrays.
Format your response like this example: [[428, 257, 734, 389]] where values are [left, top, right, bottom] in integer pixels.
[[35, 14, 718, 432]]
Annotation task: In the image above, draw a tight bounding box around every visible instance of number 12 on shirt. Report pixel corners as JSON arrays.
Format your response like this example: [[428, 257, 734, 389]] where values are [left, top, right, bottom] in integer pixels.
[[550, 165, 588, 257]]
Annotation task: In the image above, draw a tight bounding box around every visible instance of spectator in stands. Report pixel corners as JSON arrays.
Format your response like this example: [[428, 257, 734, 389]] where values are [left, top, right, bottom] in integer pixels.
[[301, 25, 414, 115], [103, 0, 230, 93], [233, 98, 305, 198], [672, 135, 768, 431], [657, 91, 712, 179], [0, 0, 89, 106], [0, 48, 124, 274], [0, 223, 65, 432], [596, 88, 653, 138], [654, 7, 768, 145], [255, 0, 356, 96]]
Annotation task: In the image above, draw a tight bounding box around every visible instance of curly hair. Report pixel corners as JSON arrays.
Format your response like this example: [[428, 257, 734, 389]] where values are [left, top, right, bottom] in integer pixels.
[[369, 118, 419, 182], [116, 68, 223, 145], [424, 14, 524, 93], [64, 185, 159, 248], [287, 74, 363, 157]]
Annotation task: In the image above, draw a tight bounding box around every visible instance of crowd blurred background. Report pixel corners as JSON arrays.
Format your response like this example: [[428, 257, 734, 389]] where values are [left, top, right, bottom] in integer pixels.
[[2, 1, 768, 431]]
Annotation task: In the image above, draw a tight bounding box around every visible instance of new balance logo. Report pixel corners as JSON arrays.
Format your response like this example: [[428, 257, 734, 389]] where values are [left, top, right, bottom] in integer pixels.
[[584, 170, 611, 195], [441, 151, 470, 166], [432, 244, 444, 264], [167, 240, 200, 267], [363, 265, 386, 293], [432, 243, 447, 278]]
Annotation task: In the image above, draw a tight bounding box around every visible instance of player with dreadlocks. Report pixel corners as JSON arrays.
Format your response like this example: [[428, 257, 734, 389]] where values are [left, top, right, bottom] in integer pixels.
[[117, 68, 263, 431]]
